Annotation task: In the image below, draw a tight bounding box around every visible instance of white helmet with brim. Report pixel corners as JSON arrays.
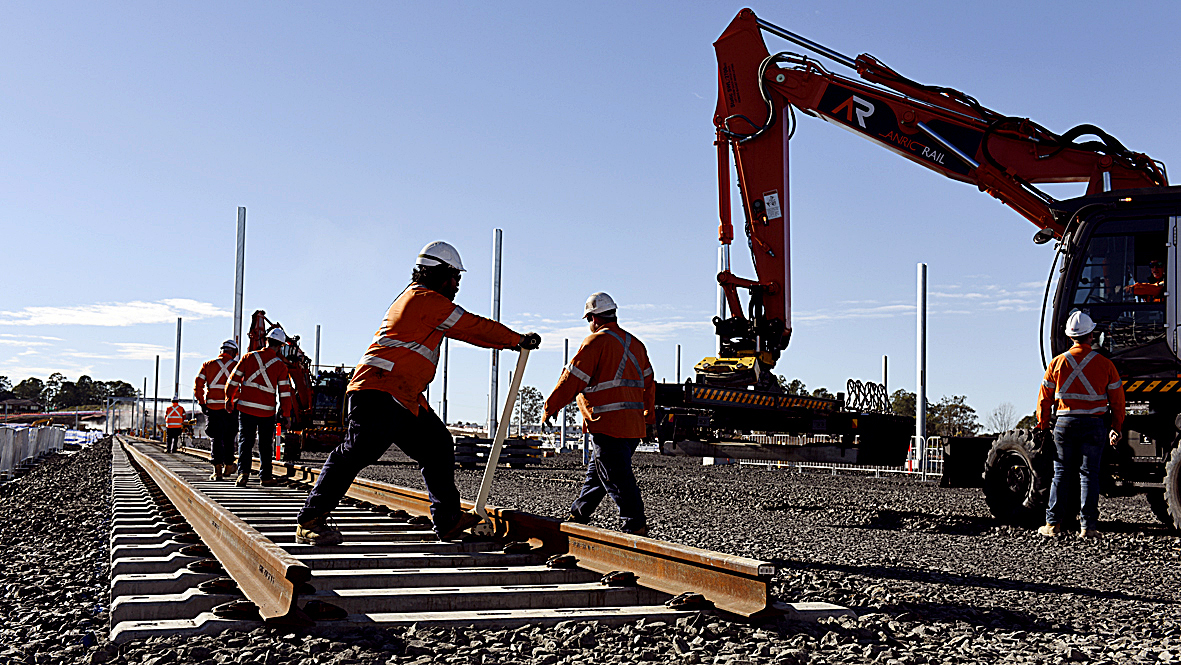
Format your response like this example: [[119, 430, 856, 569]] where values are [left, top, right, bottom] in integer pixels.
[[1066, 310, 1096, 337], [415, 241, 465, 272], [584, 292, 617, 318]]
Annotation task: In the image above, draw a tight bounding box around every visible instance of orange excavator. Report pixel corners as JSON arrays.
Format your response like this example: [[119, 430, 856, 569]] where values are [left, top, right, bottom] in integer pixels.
[[656, 9, 1180, 529]]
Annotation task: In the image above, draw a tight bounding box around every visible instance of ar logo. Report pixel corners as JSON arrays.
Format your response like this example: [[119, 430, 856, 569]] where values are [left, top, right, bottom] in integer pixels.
[[832, 95, 875, 129]]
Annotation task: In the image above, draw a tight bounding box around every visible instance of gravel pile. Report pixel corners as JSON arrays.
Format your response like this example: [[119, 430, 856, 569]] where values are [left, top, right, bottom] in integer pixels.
[[5, 439, 1180, 664]]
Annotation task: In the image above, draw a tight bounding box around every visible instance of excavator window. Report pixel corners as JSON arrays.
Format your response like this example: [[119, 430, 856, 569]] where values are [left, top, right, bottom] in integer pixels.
[[1071, 217, 1167, 355]]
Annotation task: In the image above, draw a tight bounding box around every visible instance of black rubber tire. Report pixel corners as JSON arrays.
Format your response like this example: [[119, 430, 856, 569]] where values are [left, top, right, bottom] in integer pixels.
[[1146, 490, 1173, 527], [1164, 445, 1181, 531], [983, 428, 1052, 525]]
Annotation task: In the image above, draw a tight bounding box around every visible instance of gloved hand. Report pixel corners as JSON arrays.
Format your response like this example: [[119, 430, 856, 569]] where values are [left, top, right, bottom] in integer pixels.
[[542, 414, 555, 430], [200, 404, 210, 416], [516, 332, 541, 351]]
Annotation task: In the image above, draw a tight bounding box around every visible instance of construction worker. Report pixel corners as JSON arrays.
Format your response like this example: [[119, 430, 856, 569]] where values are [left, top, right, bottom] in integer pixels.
[[1125, 259, 1166, 302], [1036, 310, 1125, 539], [294, 241, 540, 546], [542, 292, 655, 536], [164, 398, 185, 453], [226, 327, 294, 487], [195, 339, 240, 481]]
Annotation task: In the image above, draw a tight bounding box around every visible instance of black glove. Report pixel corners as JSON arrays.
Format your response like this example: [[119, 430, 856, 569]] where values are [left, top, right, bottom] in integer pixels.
[[516, 332, 541, 350], [200, 404, 210, 416]]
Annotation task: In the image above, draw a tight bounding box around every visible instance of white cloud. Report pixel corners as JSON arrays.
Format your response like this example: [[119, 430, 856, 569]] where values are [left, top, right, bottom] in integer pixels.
[[0, 300, 231, 327], [0, 339, 51, 347], [796, 304, 914, 322]]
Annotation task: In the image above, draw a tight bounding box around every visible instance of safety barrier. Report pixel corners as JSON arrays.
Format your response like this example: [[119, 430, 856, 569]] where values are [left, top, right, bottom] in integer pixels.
[[0, 425, 70, 480], [733, 435, 945, 480]]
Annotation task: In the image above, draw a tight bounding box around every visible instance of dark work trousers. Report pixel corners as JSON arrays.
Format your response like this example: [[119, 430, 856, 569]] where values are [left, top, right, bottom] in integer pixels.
[[297, 390, 462, 535], [569, 433, 646, 532], [205, 409, 238, 465], [1047, 415, 1106, 530], [165, 428, 181, 453], [238, 412, 276, 480]]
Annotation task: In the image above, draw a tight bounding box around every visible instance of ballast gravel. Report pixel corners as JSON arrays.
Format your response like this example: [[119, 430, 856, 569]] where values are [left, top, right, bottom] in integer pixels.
[[4, 439, 1180, 665]]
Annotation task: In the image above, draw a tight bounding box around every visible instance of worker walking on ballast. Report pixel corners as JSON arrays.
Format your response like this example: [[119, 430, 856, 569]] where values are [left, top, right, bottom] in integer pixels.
[[195, 339, 240, 481], [294, 241, 540, 546], [1036, 311, 1125, 539], [226, 327, 294, 487], [543, 292, 655, 536], [164, 398, 186, 453]]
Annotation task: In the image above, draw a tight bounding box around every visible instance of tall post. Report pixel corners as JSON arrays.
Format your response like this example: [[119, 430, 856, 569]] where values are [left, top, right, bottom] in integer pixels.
[[153, 356, 160, 440], [676, 344, 682, 383], [314, 324, 321, 373], [882, 355, 888, 394], [233, 207, 246, 349], [441, 338, 449, 424], [561, 338, 569, 451], [917, 263, 928, 480], [716, 246, 729, 355], [173, 317, 182, 401], [142, 378, 147, 435], [488, 228, 503, 438]]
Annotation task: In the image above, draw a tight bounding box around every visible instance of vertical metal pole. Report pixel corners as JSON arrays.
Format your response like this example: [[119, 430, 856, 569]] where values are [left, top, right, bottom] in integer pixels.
[[142, 378, 147, 435], [441, 338, 449, 424], [173, 318, 182, 401], [488, 228, 503, 438], [917, 263, 928, 481], [314, 324, 321, 374], [882, 355, 888, 394], [234, 207, 246, 349], [508, 370, 514, 436], [561, 338, 569, 452], [153, 356, 160, 440], [716, 246, 729, 355], [676, 344, 682, 383]]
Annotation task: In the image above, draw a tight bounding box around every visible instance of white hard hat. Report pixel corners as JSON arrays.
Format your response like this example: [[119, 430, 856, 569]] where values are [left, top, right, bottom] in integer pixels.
[[1065, 311, 1096, 337], [267, 327, 287, 343], [584, 292, 618, 318], [221, 339, 238, 352], [415, 241, 465, 272]]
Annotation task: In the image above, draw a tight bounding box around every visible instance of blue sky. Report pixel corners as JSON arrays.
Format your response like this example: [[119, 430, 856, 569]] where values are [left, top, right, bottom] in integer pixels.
[[3, 1, 1179, 426]]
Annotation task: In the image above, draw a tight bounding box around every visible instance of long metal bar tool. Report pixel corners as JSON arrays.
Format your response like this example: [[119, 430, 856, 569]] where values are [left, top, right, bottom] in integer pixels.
[[471, 348, 530, 531]]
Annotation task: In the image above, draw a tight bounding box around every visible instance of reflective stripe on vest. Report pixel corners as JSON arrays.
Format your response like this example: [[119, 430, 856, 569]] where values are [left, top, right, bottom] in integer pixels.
[[1055, 350, 1110, 414], [586, 329, 646, 414], [374, 336, 440, 365], [244, 355, 282, 394], [359, 354, 395, 371], [205, 358, 235, 406], [436, 305, 465, 331]]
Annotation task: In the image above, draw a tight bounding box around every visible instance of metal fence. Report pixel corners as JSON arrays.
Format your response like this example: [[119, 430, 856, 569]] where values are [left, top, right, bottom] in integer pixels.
[[732, 435, 945, 480], [0, 425, 69, 480]]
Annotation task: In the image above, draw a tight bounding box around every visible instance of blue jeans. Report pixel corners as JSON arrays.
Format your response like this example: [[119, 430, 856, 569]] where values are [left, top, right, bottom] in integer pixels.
[[237, 412, 276, 480], [1047, 416, 1105, 530], [570, 433, 646, 532], [296, 390, 462, 535]]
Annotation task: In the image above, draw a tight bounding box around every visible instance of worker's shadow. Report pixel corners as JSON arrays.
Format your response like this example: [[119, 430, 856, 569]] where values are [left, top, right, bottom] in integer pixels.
[[857, 509, 995, 536]]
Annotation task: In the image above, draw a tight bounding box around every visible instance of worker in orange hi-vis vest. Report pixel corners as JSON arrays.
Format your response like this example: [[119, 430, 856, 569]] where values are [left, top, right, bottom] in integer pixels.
[[195, 339, 240, 481], [293, 241, 540, 547], [1035, 310, 1125, 540], [226, 327, 294, 487], [542, 292, 656, 537], [164, 399, 186, 453]]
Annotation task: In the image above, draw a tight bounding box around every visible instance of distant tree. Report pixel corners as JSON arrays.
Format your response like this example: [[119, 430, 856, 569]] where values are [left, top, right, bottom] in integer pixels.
[[563, 401, 580, 426], [810, 387, 834, 399], [986, 402, 1018, 434], [105, 381, 137, 398], [777, 376, 807, 395], [891, 389, 916, 417], [43, 372, 65, 407], [0, 375, 11, 392], [12, 377, 45, 402], [1016, 413, 1038, 430], [930, 395, 979, 437], [514, 386, 544, 431]]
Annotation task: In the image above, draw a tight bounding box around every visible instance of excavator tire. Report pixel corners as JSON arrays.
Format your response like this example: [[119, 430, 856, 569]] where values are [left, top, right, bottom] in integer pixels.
[[983, 428, 1052, 526], [1164, 444, 1181, 531], [1145, 490, 1173, 527]]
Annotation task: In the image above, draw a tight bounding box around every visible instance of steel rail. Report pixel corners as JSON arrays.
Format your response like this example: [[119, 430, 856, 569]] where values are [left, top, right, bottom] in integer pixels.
[[120, 437, 312, 623], [175, 439, 775, 617]]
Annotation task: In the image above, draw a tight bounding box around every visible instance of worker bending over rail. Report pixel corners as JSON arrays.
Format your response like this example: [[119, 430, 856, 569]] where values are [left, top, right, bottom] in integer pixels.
[[544, 292, 655, 537], [195, 339, 240, 481], [226, 328, 294, 487], [295, 241, 540, 546], [164, 399, 185, 453], [1036, 311, 1125, 539]]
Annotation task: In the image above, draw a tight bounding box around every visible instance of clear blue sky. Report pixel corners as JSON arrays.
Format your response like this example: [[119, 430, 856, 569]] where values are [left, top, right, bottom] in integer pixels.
[[3, 1, 1179, 427]]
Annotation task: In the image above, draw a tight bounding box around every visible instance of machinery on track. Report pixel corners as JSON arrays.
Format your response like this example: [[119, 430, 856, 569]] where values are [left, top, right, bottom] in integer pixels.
[[659, 8, 1180, 529]]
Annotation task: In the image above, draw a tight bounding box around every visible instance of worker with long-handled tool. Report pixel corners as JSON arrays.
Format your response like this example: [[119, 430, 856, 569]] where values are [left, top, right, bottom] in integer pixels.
[[294, 241, 540, 546], [543, 292, 655, 536]]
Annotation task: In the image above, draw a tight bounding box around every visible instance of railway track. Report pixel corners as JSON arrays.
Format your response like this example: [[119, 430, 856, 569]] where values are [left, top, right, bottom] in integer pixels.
[[109, 436, 847, 644]]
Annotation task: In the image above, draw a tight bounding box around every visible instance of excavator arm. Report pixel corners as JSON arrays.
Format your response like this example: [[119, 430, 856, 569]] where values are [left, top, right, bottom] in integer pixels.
[[707, 8, 1167, 378]]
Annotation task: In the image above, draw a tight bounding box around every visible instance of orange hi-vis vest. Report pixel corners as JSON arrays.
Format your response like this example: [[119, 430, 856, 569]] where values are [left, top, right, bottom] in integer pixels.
[[543, 322, 655, 439], [1037, 342, 1125, 432], [227, 347, 293, 418], [165, 403, 185, 428], [348, 285, 521, 414], [194, 353, 236, 410]]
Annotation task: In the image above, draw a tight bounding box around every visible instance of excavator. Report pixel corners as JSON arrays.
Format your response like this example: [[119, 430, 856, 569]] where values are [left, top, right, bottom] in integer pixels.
[[655, 8, 1181, 530]]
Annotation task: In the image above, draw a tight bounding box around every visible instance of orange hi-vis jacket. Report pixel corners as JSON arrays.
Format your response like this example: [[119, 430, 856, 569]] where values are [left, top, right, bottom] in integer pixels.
[[194, 352, 237, 411], [226, 346, 293, 418], [165, 403, 185, 429], [543, 322, 656, 439], [348, 285, 521, 414], [1037, 342, 1125, 432]]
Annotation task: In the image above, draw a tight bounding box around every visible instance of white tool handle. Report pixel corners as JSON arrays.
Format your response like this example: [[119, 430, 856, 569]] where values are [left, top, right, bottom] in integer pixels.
[[473, 348, 530, 520]]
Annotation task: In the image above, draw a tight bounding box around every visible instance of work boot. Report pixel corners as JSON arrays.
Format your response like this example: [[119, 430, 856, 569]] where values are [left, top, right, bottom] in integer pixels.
[[209, 466, 223, 481], [622, 525, 649, 537], [235, 474, 248, 487], [1079, 528, 1102, 539], [1037, 523, 1062, 537], [259, 477, 280, 487], [224, 462, 236, 475], [436, 511, 484, 541], [295, 516, 343, 546]]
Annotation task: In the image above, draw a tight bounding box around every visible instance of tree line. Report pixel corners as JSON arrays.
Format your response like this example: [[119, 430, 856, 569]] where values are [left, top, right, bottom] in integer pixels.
[[0, 374, 137, 410]]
